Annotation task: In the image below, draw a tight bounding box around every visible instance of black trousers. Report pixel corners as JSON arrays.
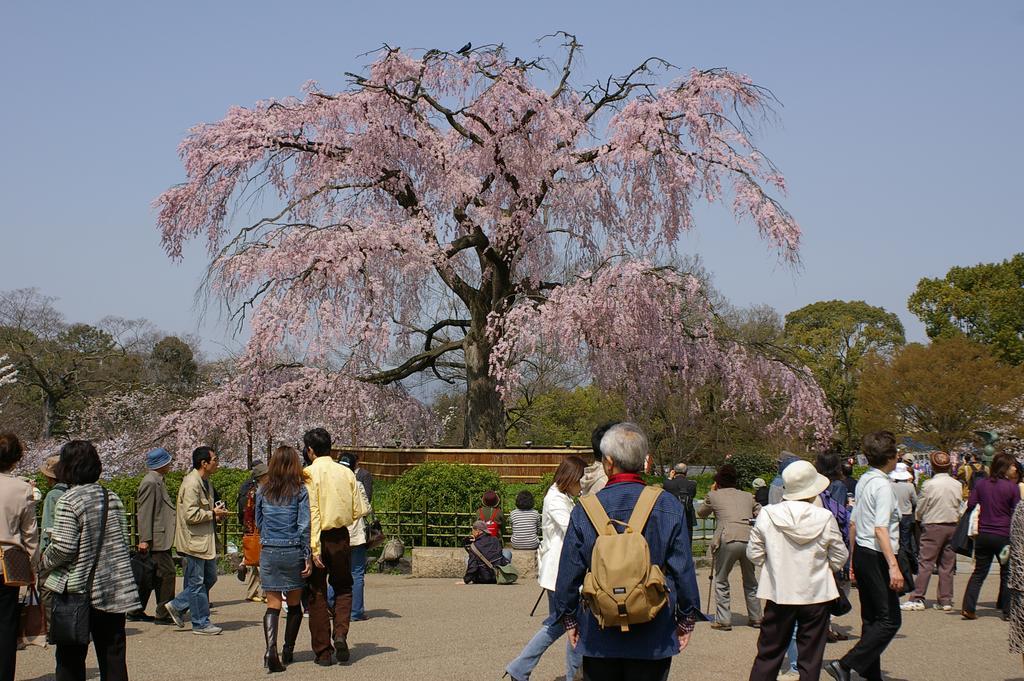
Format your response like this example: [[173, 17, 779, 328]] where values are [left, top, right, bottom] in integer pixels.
[[748, 601, 830, 681], [135, 550, 176, 618], [840, 547, 901, 681], [0, 578, 18, 681], [582, 656, 671, 681], [55, 608, 128, 681], [962, 532, 1010, 616]]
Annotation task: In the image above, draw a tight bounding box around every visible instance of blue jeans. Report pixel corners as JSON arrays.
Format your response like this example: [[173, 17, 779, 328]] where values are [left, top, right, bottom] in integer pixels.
[[169, 555, 218, 629], [506, 591, 582, 681], [786, 628, 798, 672], [351, 544, 367, 618]]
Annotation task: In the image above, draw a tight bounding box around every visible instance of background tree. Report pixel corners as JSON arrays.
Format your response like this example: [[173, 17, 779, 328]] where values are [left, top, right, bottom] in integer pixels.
[[909, 253, 1024, 365], [855, 336, 1024, 450], [783, 300, 905, 451], [157, 36, 831, 447], [149, 335, 200, 393]]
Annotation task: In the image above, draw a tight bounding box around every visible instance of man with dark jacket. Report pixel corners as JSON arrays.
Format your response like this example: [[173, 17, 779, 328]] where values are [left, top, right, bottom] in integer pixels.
[[130, 448, 177, 624], [663, 463, 698, 541], [463, 520, 508, 584], [554, 423, 703, 681]]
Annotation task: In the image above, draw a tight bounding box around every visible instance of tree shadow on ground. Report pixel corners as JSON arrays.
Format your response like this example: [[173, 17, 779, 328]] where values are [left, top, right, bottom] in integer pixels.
[[363, 609, 401, 619]]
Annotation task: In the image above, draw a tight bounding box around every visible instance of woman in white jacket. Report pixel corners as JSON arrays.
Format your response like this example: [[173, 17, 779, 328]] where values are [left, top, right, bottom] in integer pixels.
[[747, 460, 849, 681], [505, 455, 587, 681]]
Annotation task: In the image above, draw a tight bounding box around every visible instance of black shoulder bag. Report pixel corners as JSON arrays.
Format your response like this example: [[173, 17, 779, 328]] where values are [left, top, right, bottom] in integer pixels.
[[51, 489, 109, 646]]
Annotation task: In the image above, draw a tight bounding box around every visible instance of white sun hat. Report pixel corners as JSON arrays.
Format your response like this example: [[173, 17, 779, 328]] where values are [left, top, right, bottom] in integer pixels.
[[782, 460, 831, 501], [890, 462, 912, 482]]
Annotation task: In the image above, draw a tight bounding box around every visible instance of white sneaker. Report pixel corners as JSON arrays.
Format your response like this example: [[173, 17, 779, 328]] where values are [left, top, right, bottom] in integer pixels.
[[933, 603, 953, 611], [900, 600, 925, 611]]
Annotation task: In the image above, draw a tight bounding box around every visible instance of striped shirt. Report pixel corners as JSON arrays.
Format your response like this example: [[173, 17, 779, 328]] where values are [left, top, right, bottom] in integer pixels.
[[509, 509, 541, 550], [42, 484, 140, 614]]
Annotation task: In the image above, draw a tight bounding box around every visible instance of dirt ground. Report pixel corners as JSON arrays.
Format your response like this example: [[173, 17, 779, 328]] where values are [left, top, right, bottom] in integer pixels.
[[15, 558, 1024, 680]]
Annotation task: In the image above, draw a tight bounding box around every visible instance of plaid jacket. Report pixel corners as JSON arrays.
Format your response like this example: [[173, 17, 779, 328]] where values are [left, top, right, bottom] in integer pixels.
[[42, 484, 141, 614]]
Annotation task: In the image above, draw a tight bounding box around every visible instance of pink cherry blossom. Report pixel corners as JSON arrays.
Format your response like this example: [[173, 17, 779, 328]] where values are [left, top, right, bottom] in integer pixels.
[[156, 38, 829, 445]]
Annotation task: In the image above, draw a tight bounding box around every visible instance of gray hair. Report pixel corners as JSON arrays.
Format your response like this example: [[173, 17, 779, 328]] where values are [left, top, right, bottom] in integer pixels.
[[600, 422, 649, 473], [673, 462, 688, 475]]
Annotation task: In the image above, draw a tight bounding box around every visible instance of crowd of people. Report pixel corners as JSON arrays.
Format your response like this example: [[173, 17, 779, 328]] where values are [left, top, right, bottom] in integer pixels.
[[3, 420, 1024, 681], [0, 427, 372, 680]]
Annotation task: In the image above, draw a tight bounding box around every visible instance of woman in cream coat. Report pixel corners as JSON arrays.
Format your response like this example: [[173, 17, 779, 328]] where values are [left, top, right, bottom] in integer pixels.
[[747, 460, 848, 681], [505, 455, 587, 681]]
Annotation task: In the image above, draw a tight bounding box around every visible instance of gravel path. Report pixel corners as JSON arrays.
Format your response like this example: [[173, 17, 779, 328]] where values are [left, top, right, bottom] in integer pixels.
[[16, 558, 1023, 680]]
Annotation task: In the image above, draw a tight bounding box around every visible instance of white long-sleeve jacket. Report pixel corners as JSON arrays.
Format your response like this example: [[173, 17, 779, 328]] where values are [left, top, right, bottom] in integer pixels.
[[747, 500, 849, 605]]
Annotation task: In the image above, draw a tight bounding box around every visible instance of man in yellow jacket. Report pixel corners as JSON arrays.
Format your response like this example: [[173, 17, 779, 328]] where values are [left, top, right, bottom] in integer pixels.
[[303, 428, 367, 666]]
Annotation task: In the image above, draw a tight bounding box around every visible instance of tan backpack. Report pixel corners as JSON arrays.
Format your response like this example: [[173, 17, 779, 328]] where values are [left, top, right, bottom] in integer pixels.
[[578, 486, 668, 632]]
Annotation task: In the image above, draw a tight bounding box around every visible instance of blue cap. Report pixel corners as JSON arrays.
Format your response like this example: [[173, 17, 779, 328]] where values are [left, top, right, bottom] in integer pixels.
[[146, 448, 173, 470]]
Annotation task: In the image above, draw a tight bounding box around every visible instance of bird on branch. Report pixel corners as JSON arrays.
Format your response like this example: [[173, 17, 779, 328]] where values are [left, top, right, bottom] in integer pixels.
[[457, 42, 472, 55]]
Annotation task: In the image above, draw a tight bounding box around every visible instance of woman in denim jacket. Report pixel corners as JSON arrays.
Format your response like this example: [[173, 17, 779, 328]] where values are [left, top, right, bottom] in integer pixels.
[[257, 446, 312, 672]]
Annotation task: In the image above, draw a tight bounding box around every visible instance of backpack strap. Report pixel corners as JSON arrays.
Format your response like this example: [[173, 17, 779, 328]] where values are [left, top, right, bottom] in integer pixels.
[[579, 494, 616, 536], [489, 507, 500, 523], [468, 541, 494, 569], [626, 486, 662, 534]]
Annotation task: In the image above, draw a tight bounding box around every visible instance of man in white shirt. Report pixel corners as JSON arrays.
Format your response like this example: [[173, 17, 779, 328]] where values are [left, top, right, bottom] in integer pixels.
[[902, 450, 963, 611], [826, 431, 903, 681]]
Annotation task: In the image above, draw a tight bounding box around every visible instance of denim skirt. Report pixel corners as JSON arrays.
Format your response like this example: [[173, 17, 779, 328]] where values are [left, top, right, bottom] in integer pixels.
[[259, 545, 305, 592]]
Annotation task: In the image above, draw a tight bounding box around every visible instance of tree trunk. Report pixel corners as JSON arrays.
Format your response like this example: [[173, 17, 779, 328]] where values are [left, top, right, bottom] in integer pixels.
[[42, 392, 57, 438], [462, 328, 506, 447]]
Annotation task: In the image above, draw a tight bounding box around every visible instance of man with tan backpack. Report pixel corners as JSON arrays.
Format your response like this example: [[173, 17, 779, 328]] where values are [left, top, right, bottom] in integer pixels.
[[552, 422, 704, 681]]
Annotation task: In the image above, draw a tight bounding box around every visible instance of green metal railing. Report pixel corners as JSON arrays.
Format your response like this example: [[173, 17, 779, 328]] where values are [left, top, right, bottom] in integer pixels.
[[44, 503, 715, 553]]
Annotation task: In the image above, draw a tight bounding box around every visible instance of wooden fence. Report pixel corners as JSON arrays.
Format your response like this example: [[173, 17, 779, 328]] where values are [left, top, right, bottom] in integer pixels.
[[336, 445, 594, 483]]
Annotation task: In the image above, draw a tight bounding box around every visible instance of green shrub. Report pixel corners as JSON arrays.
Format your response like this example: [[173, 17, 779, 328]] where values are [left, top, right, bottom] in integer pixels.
[[389, 462, 502, 513], [727, 451, 779, 489]]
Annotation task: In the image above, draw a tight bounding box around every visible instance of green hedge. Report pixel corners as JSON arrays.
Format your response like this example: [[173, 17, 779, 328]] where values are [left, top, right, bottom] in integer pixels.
[[34, 467, 254, 512]]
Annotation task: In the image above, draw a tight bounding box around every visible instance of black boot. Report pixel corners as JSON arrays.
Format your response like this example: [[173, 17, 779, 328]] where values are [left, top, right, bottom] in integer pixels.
[[263, 609, 286, 673], [281, 605, 303, 664]]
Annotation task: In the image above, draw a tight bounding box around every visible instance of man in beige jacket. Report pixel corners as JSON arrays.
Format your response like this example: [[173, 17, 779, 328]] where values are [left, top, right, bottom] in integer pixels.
[[166, 447, 230, 635], [902, 450, 964, 611]]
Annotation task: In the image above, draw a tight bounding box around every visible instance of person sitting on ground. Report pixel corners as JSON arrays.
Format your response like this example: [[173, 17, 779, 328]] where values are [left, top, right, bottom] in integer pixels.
[[476, 490, 504, 541], [580, 421, 617, 496], [509, 490, 541, 551], [462, 520, 509, 584], [747, 460, 849, 681]]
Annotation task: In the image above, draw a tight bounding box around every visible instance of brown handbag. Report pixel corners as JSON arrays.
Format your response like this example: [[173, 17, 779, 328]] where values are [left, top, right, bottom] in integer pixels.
[[242, 533, 262, 566], [0, 545, 33, 587], [18, 584, 47, 648]]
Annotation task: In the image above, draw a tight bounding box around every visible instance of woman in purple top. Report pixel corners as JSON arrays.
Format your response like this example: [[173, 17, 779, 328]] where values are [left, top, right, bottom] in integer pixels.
[[962, 452, 1020, 620]]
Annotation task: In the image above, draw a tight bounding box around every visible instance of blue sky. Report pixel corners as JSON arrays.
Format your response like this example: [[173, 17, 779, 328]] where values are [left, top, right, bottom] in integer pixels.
[[2, 1, 1021, 353]]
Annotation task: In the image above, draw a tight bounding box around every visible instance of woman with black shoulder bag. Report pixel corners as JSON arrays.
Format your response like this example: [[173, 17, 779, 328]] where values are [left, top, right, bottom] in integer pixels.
[[42, 441, 140, 681]]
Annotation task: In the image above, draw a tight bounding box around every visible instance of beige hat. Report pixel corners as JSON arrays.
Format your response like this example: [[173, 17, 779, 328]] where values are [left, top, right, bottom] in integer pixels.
[[40, 454, 60, 479], [782, 460, 830, 501]]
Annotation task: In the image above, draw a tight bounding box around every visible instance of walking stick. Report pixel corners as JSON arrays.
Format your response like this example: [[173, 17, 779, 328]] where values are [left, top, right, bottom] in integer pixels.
[[529, 589, 545, 617]]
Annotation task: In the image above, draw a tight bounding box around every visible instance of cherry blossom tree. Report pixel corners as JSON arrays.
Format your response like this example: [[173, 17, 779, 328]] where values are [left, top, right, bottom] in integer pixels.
[[157, 34, 831, 446], [159, 366, 438, 467]]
